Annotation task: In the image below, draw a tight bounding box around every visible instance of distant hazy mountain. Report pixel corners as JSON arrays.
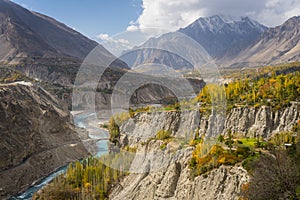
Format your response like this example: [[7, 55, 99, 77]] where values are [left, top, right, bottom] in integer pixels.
[[120, 33, 194, 71], [124, 15, 267, 70], [229, 16, 300, 66]]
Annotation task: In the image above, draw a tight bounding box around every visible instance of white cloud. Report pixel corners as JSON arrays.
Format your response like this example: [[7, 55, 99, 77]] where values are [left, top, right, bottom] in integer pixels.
[[97, 34, 111, 41], [127, 21, 139, 31], [118, 38, 130, 44], [257, 0, 300, 27], [128, 0, 300, 33], [96, 34, 132, 56], [97, 34, 130, 44], [127, 25, 138, 31]]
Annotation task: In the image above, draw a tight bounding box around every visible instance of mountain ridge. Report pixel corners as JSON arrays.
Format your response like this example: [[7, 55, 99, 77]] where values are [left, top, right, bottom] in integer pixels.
[[227, 15, 300, 66], [0, 0, 131, 86], [123, 15, 300, 69], [123, 15, 267, 70], [0, 0, 99, 63]]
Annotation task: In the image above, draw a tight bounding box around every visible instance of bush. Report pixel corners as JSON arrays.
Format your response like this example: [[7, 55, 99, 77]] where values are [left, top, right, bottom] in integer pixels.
[[160, 143, 167, 150], [217, 153, 238, 165], [189, 157, 197, 168], [235, 146, 251, 158], [199, 166, 208, 174], [109, 117, 120, 145], [189, 138, 202, 146], [243, 150, 300, 200], [156, 130, 172, 140], [100, 123, 109, 129]]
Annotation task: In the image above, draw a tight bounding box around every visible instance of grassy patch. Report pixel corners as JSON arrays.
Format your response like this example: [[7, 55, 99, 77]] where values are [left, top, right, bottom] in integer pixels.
[[239, 138, 258, 148]]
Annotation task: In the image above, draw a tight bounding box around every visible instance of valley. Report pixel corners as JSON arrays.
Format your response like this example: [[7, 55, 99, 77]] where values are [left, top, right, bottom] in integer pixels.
[[31, 66, 300, 199], [0, 0, 299, 199]]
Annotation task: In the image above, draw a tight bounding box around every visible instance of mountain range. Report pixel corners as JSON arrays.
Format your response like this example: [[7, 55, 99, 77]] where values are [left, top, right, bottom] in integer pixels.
[[0, 0, 299, 73], [127, 15, 300, 69], [179, 15, 267, 59]]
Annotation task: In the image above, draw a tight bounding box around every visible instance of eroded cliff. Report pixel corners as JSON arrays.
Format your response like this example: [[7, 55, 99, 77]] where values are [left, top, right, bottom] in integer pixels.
[[120, 103, 299, 146], [109, 103, 299, 200], [110, 140, 249, 200]]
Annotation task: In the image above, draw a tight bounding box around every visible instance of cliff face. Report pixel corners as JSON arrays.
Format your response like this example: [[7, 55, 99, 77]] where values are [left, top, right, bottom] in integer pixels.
[[120, 103, 299, 146], [223, 104, 299, 137], [110, 103, 299, 199], [110, 140, 248, 200], [120, 110, 200, 146], [0, 82, 89, 198]]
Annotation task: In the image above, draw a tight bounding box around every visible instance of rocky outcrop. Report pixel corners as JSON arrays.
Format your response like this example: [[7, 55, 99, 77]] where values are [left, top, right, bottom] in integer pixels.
[[119, 103, 299, 146], [223, 104, 300, 137], [120, 110, 200, 146], [110, 103, 299, 199], [0, 82, 89, 198], [110, 140, 249, 200]]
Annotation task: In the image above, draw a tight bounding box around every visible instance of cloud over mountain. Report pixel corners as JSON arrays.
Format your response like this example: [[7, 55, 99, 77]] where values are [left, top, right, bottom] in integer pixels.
[[128, 0, 300, 33]]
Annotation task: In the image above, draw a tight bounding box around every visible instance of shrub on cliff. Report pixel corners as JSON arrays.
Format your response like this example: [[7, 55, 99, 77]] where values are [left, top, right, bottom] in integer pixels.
[[156, 130, 172, 140], [109, 117, 120, 145]]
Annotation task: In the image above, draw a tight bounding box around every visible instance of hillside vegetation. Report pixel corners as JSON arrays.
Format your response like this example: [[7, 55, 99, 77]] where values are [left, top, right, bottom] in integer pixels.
[[197, 70, 300, 110], [33, 153, 134, 200]]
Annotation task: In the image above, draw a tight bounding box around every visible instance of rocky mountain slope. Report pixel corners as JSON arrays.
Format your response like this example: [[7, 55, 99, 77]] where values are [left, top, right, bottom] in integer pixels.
[[108, 103, 299, 199], [229, 16, 300, 67], [0, 0, 130, 86], [121, 39, 194, 71], [0, 1, 191, 107], [73, 74, 204, 112], [0, 0, 98, 63], [179, 15, 266, 59], [0, 82, 90, 198]]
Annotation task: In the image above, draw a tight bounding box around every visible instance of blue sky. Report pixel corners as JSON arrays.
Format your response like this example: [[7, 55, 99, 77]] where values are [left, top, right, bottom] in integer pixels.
[[11, 0, 143, 40], [10, 0, 300, 42]]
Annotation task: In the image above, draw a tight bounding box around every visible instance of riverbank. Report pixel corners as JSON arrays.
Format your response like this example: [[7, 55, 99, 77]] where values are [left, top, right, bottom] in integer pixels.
[[10, 111, 109, 200]]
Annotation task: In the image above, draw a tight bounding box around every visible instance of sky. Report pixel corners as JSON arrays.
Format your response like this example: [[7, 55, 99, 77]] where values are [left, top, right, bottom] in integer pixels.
[[11, 0, 143, 40], [10, 0, 300, 42]]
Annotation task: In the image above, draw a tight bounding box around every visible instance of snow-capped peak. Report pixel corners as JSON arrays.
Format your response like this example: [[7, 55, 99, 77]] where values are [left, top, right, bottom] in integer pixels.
[[186, 15, 266, 33]]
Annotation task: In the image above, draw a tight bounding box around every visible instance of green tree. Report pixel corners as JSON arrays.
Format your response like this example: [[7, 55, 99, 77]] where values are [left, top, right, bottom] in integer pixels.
[[109, 117, 120, 145]]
